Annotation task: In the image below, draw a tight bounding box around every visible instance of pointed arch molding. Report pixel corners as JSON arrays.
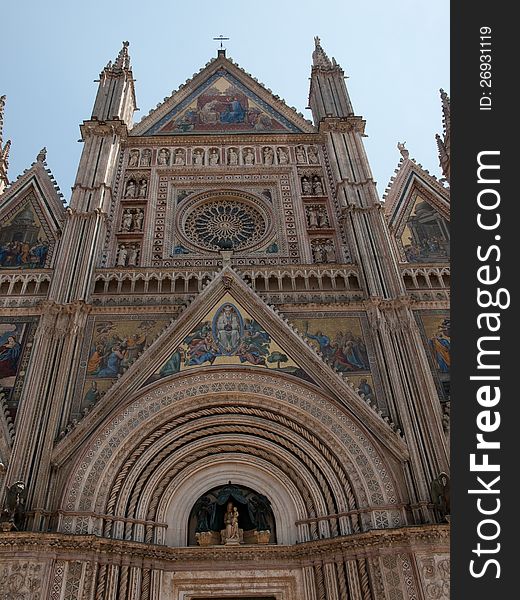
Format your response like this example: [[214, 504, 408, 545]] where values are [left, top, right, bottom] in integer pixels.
[[57, 368, 407, 545]]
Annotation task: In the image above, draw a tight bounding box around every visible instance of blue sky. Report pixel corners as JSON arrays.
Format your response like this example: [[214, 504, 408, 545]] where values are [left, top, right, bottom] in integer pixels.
[[1, 1, 449, 199]]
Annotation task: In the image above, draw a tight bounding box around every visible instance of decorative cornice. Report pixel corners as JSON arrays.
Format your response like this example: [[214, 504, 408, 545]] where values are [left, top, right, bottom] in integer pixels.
[[80, 119, 129, 141], [0, 525, 449, 565], [319, 116, 366, 135]]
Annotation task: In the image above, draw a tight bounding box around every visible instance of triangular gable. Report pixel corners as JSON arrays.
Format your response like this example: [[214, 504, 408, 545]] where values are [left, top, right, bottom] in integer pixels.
[[132, 55, 314, 136], [147, 292, 314, 385], [0, 160, 66, 269], [383, 158, 450, 264], [53, 268, 407, 463]]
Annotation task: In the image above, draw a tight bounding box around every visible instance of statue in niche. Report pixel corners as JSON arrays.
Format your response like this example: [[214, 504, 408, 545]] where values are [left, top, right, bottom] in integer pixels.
[[127, 244, 139, 267], [138, 179, 147, 198], [308, 146, 319, 164], [128, 149, 139, 167], [296, 145, 306, 163], [209, 149, 220, 166], [1, 481, 27, 531], [174, 149, 185, 165], [221, 502, 242, 544], [317, 207, 329, 228], [301, 177, 312, 195], [431, 472, 450, 521], [277, 147, 288, 164], [307, 206, 319, 228], [121, 209, 133, 232], [263, 147, 274, 165], [312, 176, 324, 195], [228, 148, 238, 166], [193, 150, 204, 166], [157, 148, 170, 166], [324, 240, 336, 262], [140, 148, 151, 166], [116, 244, 128, 267], [132, 209, 144, 231], [248, 493, 271, 531], [194, 496, 215, 533], [243, 148, 255, 165], [124, 179, 136, 198]]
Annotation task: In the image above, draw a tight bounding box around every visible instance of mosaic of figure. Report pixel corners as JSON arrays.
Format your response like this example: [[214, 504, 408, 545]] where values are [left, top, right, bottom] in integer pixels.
[[0, 321, 34, 420], [294, 317, 371, 373], [157, 148, 170, 166], [157, 76, 288, 134], [86, 320, 161, 379], [277, 147, 288, 164], [401, 196, 450, 262], [429, 317, 450, 373], [150, 298, 311, 383], [0, 204, 49, 269], [128, 149, 139, 167]]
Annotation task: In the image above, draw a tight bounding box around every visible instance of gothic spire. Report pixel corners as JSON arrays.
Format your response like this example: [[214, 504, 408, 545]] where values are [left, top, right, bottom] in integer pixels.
[[0, 95, 11, 194], [436, 89, 450, 183], [308, 37, 354, 123], [312, 36, 333, 69], [91, 42, 136, 126]]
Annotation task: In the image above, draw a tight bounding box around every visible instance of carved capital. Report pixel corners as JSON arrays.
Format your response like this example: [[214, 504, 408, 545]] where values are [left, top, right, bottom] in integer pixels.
[[320, 116, 366, 135]]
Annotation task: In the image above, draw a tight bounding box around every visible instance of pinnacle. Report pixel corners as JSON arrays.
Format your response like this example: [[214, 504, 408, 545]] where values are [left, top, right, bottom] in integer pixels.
[[111, 41, 131, 72], [312, 36, 333, 69]]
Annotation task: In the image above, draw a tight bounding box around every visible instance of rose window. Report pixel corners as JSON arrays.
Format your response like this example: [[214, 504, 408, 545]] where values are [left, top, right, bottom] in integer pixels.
[[183, 199, 268, 251]]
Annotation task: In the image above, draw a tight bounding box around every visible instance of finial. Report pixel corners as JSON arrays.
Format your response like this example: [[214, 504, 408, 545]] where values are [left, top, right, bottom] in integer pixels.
[[37, 147, 47, 162], [312, 36, 332, 68], [112, 41, 131, 71], [397, 141, 409, 159], [0, 95, 6, 144]]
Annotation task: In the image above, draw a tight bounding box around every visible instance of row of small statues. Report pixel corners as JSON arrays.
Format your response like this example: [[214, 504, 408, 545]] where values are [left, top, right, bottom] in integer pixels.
[[306, 205, 329, 229], [120, 208, 145, 232], [302, 176, 324, 196], [124, 178, 148, 198], [311, 238, 336, 263], [116, 243, 140, 267], [127, 145, 321, 168]]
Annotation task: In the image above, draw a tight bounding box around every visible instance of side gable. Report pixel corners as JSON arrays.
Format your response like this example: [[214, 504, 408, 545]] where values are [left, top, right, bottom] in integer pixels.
[[0, 157, 66, 270], [132, 54, 315, 136], [384, 157, 450, 264]]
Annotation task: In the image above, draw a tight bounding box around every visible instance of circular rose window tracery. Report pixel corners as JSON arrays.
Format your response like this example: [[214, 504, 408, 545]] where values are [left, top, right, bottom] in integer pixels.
[[180, 192, 271, 253]]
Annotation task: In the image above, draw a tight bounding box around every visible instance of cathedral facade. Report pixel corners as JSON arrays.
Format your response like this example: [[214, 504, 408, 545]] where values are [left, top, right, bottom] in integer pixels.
[[0, 39, 450, 600]]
